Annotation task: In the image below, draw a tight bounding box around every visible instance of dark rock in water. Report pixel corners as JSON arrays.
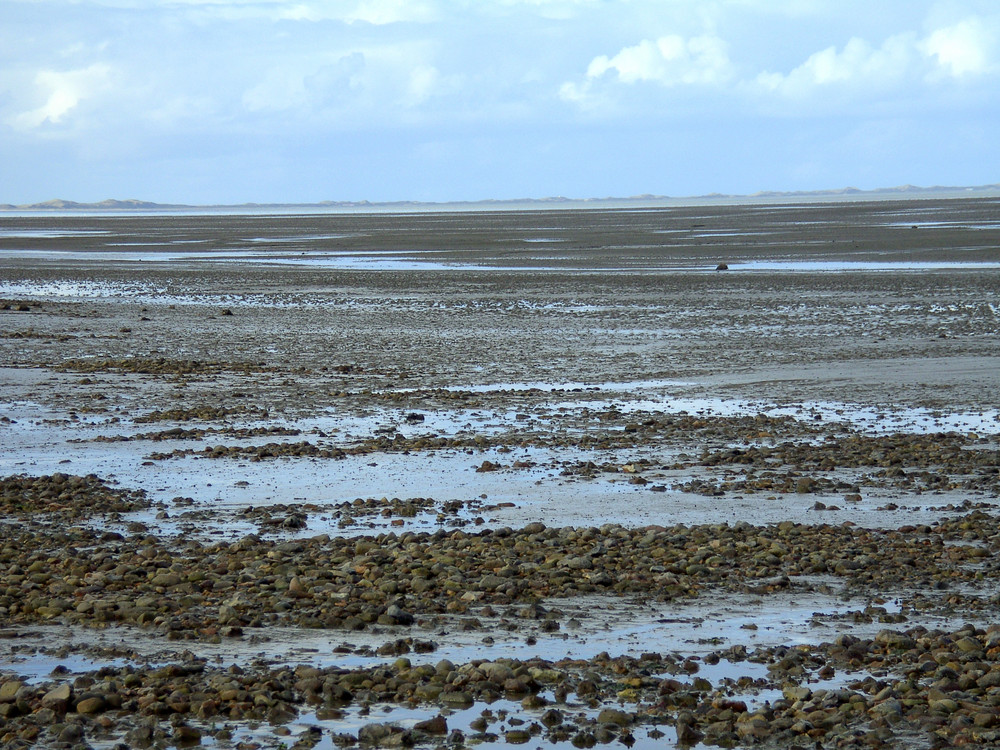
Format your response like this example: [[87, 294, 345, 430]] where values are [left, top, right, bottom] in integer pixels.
[[414, 715, 448, 734], [173, 724, 202, 744], [676, 720, 704, 745], [358, 722, 394, 744], [715, 263, 729, 271], [57, 724, 85, 743], [597, 707, 633, 726], [540, 708, 564, 727], [404, 412, 425, 423]]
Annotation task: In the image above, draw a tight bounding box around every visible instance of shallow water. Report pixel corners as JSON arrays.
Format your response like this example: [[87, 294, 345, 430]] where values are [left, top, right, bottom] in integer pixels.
[[2, 201, 999, 749]]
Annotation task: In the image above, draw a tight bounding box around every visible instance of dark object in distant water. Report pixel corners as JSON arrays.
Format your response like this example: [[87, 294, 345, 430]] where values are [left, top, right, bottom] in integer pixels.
[[715, 263, 729, 271]]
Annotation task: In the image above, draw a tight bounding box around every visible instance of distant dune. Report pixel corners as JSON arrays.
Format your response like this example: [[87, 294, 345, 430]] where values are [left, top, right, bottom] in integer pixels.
[[3, 183, 999, 212]]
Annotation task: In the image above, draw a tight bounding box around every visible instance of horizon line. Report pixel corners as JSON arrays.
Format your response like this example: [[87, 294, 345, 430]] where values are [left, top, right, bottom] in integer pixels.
[[3, 182, 1000, 212]]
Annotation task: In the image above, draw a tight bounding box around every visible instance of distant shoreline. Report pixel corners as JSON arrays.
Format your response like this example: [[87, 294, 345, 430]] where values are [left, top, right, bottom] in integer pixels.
[[2, 183, 999, 215]]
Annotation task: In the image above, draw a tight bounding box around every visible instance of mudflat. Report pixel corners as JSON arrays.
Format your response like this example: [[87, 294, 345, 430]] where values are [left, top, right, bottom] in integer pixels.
[[0, 197, 999, 749]]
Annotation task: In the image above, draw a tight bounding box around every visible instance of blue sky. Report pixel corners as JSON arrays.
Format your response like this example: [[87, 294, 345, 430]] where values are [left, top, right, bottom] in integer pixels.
[[2, 0, 999, 204]]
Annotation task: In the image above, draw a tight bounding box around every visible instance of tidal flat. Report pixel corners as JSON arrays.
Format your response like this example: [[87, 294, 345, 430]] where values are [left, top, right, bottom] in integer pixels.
[[1, 198, 999, 749]]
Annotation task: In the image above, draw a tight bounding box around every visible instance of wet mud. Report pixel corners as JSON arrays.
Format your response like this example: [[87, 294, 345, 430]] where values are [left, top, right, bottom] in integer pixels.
[[1, 198, 1000, 748]]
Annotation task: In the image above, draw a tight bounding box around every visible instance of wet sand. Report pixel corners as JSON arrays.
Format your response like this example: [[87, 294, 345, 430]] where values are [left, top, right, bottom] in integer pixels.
[[1, 198, 1000, 748]]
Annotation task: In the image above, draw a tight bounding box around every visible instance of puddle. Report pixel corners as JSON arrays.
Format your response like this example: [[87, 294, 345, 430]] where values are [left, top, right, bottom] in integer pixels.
[[2, 387, 995, 544], [2, 587, 978, 678], [723, 261, 1000, 272]]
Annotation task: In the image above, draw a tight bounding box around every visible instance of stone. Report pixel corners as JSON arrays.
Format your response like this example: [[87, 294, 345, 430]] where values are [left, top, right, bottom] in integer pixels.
[[596, 708, 633, 726], [173, 724, 203, 743], [0, 680, 23, 703], [75, 695, 107, 714], [540, 708, 564, 726], [358, 722, 393, 744], [414, 715, 447, 734], [41, 683, 73, 712], [796, 477, 815, 493], [505, 729, 532, 743]]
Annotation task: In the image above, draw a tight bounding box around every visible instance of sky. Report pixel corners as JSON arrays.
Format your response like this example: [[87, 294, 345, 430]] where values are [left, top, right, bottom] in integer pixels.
[[2, 0, 999, 204]]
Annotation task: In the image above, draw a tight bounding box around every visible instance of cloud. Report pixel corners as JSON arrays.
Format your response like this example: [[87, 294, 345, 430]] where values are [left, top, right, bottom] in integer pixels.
[[242, 53, 368, 114], [920, 17, 996, 77], [754, 34, 916, 96], [559, 33, 734, 111], [343, 0, 435, 25], [562, 12, 1000, 114], [239, 42, 448, 127], [585, 34, 734, 87], [754, 15, 1000, 97], [270, 0, 437, 24], [7, 63, 112, 130]]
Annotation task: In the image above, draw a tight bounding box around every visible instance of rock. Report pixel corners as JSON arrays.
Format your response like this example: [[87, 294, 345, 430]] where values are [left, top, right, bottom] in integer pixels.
[[480, 574, 506, 590], [413, 715, 447, 734], [385, 604, 414, 625], [955, 636, 983, 654], [875, 630, 916, 650], [783, 686, 811, 702], [358, 722, 393, 744], [0, 679, 23, 703], [440, 691, 473, 705], [57, 723, 84, 743], [41, 683, 73, 712], [974, 712, 998, 728], [150, 572, 182, 587], [929, 698, 959, 714], [596, 708, 633, 726], [124, 723, 156, 747], [479, 662, 514, 682], [173, 724, 203, 743], [540, 708, 564, 726], [575, 679, 596, 697], [676, 717, 705, 745], [288, 576, 309, 596], [75, 695, 107, 714], [871, 699, 903, 717], [796, 477, 816, 493]]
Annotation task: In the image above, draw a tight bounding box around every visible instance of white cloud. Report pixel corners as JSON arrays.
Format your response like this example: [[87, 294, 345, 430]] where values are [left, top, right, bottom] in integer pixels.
[[559, 32, 734, 111], [754, 16, 999, 99], [562, 10, 1000, 115], [754, 34, 916, 95], [344, 0, 435, 25], [921, 17, 996, 76], [585, 34, 734, 87], [271, 0, 436, 24], [7, 63, 112, 130]]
